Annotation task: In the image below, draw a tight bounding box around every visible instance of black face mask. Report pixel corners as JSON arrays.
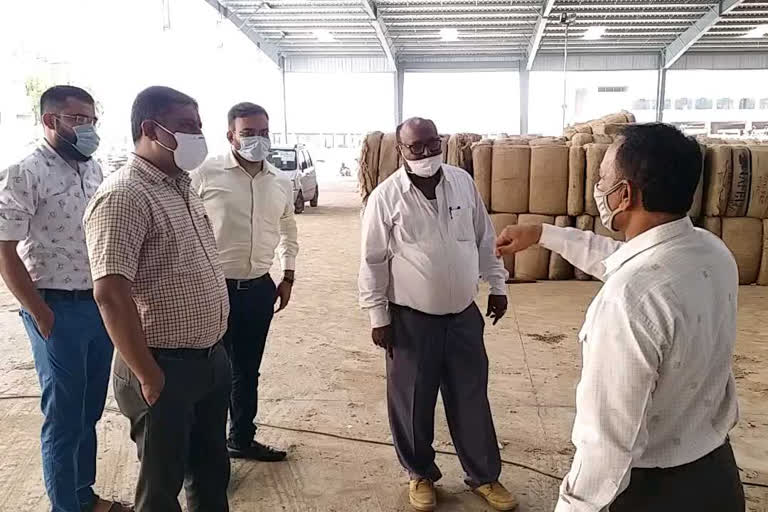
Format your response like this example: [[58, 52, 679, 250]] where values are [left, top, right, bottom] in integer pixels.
[[50, 119, 91, 163]]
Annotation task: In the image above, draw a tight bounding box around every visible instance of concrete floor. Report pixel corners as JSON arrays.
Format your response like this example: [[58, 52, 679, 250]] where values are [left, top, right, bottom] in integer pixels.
[[0, 179, 766, 511]]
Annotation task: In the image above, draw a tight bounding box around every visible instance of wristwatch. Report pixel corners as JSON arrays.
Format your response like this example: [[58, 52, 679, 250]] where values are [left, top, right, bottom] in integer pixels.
[[282, 275, 295, 285]]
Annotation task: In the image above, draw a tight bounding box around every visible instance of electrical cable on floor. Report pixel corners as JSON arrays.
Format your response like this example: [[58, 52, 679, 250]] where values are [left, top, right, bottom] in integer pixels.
[[2, 393, 767, 490]]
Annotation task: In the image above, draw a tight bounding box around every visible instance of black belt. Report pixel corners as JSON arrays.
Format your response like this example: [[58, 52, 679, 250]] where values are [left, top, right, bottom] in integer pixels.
[[226, 274, 271, 291], [390, 302, 473, 318], [39, 289, 94, 301], [151, 342, 220, 360]]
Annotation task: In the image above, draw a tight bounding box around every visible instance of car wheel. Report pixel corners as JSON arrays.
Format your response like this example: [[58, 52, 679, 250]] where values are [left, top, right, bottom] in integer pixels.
[[294, 191, 305, 214], [310, 186, 319, 207]]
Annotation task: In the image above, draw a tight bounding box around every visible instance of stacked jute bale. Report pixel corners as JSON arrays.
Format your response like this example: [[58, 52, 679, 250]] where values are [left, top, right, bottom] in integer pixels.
[[358, 131, 383, 202], [563, 110, 635, 140], [447, 133, 482, 175], [697, 144, 768, 284]]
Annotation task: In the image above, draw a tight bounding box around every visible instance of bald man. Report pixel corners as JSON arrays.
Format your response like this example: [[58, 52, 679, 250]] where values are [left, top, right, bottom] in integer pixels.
[[358, 118, 517, 511]]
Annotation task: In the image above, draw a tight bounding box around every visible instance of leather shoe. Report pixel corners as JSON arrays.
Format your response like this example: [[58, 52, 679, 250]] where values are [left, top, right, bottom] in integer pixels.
[[472, 481, 518, 511], [228, 440, 287, 461], [409, 478, 436, 511]]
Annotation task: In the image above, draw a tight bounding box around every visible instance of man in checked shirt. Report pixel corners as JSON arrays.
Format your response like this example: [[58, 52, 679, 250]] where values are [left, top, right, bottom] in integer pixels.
[[85, 86, 231, 512], [497, 123, 744, 512]]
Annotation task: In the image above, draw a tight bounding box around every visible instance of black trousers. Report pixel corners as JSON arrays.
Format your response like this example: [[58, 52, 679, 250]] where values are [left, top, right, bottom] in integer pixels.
[[113, 344, 231, 512], [387, 303, 502, 488], [222, 276, 276, 448], [611, 439, 745, 512]]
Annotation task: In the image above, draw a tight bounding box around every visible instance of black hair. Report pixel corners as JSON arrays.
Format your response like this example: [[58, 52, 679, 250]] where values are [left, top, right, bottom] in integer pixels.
[[615, 123, 702, 215], [40, 85, 94, 115], [228, 102, 269, 129], [130, 86, 198, 142]]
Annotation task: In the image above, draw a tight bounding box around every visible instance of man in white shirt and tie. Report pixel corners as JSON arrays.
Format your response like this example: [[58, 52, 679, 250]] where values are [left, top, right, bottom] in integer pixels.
[[497, 123, 744, 512], [359, 117, 517, 512], [191, 102, 298, 462]]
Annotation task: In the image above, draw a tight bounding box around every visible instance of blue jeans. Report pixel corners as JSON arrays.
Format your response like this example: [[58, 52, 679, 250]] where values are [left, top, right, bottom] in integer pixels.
[[20, 293, 113, 512]]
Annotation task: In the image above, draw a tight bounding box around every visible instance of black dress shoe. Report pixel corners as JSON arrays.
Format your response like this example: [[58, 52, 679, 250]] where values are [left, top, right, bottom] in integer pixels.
[[228, 440, 287, 461]]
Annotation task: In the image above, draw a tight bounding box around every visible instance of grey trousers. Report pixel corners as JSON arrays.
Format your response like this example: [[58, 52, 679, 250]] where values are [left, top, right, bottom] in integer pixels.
[[386, 302, 502, 488]]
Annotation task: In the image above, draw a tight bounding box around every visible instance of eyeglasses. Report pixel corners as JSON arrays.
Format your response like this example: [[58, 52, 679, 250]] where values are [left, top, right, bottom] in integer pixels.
[[57, 114, 100, 127], [399, 138, 442, 156]]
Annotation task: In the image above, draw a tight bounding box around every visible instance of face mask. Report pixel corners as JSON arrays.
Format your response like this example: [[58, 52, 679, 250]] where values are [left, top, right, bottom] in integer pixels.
[[405, 153, 443, 178], [154, 122, 208, 171], [53, 118, 100, 160], [236, 135, 270, 163], [593, 181, 627, 233]]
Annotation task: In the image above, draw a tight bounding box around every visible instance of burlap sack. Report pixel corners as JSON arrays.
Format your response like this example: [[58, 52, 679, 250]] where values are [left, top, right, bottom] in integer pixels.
[[490, 213, 518, 277], [747, 146, 768, 219], [758, 219, 768, 285], [514, 214, 555, 280], [574, 215, 594, 280], [529, 145, 569, 215], [358, 131, 383, 200], [594, 217, 626, 242], [703, 145, 733, 217], [472, 141, 493, 211], [573, 123, 593, 134], [571, 133, 594, 146], [584, 144, 609, 216], [604, 123, 630, 136], [592, 134, 614, 145], [447, 133, 482, 173], [602, 112, 630, 124], [721, 217, 763, 284], [491, 145, 530, 213], [688, 144, 706, 219], [496, 137, 530, 146], [440, 135, 450, 164], [590, 121, 607, 135], [698, 217, 722, 238], [377, 133, 401, 185], [549, 216, 574, 280], [623, 111, 637, 123], [726, 146, 751, 217], [564, 128, 577, 140], [529, 137, 567, 147], [568, 145, 586, 216]]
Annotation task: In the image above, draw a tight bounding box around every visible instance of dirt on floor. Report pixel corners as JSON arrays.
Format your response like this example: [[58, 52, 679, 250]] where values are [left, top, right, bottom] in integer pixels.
[[0, 178, 766, 511]]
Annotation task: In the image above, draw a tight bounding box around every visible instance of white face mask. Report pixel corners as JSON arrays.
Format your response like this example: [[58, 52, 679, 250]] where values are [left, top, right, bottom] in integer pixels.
[[593, 181, 627, 233], [236, 135, 271, 163], [405, 153, 443, 178], [154, 122, 208, 171]]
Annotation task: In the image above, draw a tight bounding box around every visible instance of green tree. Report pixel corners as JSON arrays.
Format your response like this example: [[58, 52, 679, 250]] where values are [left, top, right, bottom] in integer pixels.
[[24, 76, 50, 125]]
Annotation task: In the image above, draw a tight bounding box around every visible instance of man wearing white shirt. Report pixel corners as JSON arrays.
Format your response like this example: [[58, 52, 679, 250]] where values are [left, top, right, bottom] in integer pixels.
[[191, 102, 298, 462], [497, 123, 744, 512], [359, 117, 517, 512]]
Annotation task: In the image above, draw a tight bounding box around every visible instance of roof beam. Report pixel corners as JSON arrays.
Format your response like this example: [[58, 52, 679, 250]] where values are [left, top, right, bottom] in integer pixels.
[[361, 0, 398, 70], [201, 0, 281, 67], [526, 0, 556, 70], [662, 0, 745, 68]]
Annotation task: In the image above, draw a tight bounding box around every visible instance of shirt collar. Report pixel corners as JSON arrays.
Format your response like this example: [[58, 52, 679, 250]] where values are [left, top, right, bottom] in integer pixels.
[[128, 154, 191, 187], [39, 139, 91, 171], [603, 216, 694, 276], [395, 164, 451, 192], [226, 149, 276, 176]]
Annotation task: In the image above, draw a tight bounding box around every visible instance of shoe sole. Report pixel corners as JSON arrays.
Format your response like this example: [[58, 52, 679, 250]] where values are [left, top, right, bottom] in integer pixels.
[[409, 499, 436, 512], [227, 451, 286, 462]]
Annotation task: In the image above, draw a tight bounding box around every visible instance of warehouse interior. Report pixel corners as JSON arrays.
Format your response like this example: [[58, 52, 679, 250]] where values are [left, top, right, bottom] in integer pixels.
[[0, 1, 767, 511]]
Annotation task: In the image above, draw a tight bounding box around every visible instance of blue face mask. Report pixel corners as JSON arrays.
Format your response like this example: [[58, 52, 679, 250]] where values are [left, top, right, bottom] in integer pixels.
[[71, 124, 100, 157]]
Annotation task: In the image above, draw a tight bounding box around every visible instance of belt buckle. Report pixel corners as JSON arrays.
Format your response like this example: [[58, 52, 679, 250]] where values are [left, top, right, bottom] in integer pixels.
[[236, 280, 249, 291]]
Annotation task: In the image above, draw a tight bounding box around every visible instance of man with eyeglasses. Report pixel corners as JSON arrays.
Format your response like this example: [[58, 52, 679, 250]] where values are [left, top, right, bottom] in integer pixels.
[[190, 102, 298, 461], [0, 86, 129, 511], [358, 117, 516, 511]]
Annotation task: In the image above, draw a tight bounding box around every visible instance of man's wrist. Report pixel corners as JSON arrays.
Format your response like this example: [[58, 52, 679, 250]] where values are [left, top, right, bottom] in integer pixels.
[[282, 270, 295, 284]]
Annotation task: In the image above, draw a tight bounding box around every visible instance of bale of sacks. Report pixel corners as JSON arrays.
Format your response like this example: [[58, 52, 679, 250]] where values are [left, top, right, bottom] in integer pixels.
[[549, 216, 574, 280], [721, 217, 764, 284], [727, 146, 751, 217], [514, 214, 555, 280], [491, 144, 530, 214], [490, 214, 517, 277], [447, 133, 482, 174], [571, 133, 594, 146], [594, 217, 626, 242], [698, 217, 722, 238], [359, 131, 383, 200], [703, 145, 733, 217], [584, 144, 610, 216], [529, 136, 567, 147], [688, 144, 706, 219], [377, 132, 401, 185], [568, 145, 586, 216], [440, 135, 450, 164], [529, 145, 569, 215], [472, 140, 493, 210], [759, 219, 768, 285], [574, 215, 594, 281], [747, 146, 768, 219]]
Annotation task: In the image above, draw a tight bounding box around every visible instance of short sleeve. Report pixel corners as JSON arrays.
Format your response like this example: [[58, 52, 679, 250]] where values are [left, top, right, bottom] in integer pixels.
[[0, 163, 37, 241], [84, 187, 149, 281]]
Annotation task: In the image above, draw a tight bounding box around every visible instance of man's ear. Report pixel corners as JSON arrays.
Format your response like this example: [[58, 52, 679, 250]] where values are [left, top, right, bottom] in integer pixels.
[[622, 180, 636, 210], [141, 120, 158, 141], [41, 112, 56, 130], [227, 130, 235, 147]]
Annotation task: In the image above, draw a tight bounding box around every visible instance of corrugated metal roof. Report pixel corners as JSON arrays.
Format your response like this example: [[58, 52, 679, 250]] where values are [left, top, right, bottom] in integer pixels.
[[211, 0, 768, 64]]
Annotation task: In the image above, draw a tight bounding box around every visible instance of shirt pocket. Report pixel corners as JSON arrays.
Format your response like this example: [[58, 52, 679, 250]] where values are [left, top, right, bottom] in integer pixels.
[[449, 206, 474, 242]]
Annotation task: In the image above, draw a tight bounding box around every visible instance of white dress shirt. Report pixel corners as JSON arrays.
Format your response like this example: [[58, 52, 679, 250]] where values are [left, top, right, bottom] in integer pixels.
[[359, 165, 508, 328], [540, 217, 740, 512], [190, 151, 298, 280], [0, 140, 103, 290]]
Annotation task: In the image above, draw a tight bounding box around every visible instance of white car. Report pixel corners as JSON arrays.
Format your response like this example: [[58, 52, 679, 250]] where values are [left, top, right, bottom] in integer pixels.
[[268, 144, 319, 214]]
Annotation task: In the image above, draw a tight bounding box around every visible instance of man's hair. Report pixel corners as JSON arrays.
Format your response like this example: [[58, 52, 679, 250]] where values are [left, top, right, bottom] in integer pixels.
[[614, 123, 702, 215], [228, 102, 269, 129], [131, 86, 198, 142], [395, 117, 437, 143], [40, 85, 94, 115]]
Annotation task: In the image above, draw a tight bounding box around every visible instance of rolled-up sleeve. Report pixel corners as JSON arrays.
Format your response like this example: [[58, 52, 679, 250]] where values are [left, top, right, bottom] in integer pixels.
[[84, 188, 149, 282], [0, 164, 37, 241], [358, 193, 392, 328]]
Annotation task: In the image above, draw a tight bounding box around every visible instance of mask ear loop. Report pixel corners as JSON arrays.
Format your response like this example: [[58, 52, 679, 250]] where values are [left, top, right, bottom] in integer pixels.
[[152, 121, 177, 153]]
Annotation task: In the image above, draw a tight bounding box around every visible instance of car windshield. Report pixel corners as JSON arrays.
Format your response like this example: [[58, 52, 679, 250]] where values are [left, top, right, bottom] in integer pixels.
[[268, 149, 298, 171]]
